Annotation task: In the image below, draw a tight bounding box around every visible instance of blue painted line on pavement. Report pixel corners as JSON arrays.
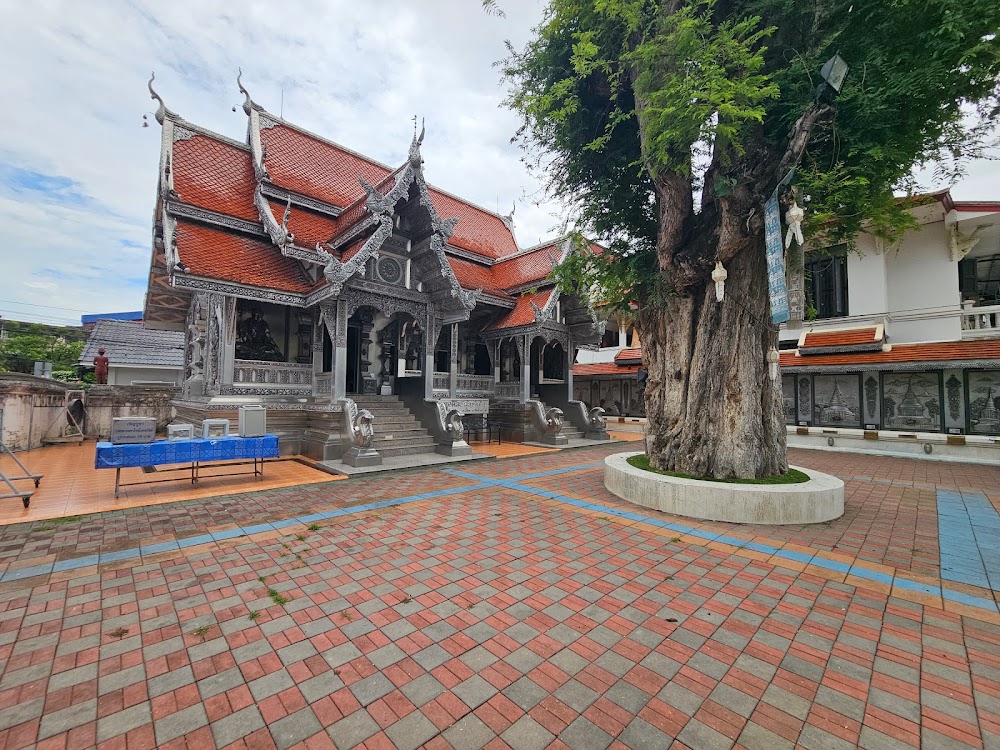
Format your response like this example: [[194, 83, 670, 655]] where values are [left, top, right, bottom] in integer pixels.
[[8, 460, 998, 617], [937, 489, 1000, 591], [494, 472, 998, 615]]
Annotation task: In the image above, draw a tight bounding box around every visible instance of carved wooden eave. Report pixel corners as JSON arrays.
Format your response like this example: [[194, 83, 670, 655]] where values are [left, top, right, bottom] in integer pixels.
[[312, 123, 481, 315], [479, 319, 572, 349], [143, 73, 192, 330], [172, 272, 309, 307]]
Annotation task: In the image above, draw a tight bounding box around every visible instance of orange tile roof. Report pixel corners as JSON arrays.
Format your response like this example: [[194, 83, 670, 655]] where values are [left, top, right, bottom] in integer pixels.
[[448, 257, 513, 299], [172, 135, 257, 222], [428, 190, 518, 260], [340, 237, 368, 263], [781, 339, 1000, 368], [800, 327, 881, 349], [266, 200, 339, 251], [573, 362, 640, 376], [261, 124, 390, 208], [615, 348, 642, 363], [259, 123, 519, 260], [486, 289, 553, 330], [175, 221, 312, 293], [491, 243, 562, 288]]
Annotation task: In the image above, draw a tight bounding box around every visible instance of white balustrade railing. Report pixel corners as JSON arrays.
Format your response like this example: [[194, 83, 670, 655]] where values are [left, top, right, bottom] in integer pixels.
[[961, 304, 1000, 339], [457, 375, 495, 395], [315, 373, 333, 395], [432, 372, 449, 391], [495, 382, 522, 400], [233, 360, 313, 388]]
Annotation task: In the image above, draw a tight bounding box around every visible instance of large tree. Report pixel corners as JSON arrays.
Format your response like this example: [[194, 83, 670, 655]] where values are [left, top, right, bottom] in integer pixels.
[[503, 0, 1000, 478]]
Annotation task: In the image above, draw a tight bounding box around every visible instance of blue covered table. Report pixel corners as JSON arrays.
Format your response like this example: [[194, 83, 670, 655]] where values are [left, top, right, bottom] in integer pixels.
[[95, 435, 280, 497]]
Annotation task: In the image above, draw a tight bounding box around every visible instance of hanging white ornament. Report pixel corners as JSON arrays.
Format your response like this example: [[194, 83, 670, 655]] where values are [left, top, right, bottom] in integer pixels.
[[784, 201, 805, 249], [766, 346, 780, 382], [711, 260, 727, 302]]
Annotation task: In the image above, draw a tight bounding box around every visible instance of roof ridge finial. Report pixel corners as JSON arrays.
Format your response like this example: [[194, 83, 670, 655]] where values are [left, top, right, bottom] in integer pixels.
[[236, 67, 254, 115], [408, 117, 425, 170], [148, 71, 167, 124]]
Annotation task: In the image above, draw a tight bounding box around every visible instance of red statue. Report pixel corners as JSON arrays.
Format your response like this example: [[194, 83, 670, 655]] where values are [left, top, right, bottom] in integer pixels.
[[93, 348, 109, 385]]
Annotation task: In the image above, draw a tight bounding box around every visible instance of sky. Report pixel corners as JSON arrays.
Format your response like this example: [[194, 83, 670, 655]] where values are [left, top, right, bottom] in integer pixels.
[[0, 0, 996, 328]]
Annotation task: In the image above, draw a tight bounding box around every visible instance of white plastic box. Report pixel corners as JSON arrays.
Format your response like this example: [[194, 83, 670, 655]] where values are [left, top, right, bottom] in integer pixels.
[[167, 423, 195, 441], [202, 419, 230, 439], [238, 406, 267, 437]]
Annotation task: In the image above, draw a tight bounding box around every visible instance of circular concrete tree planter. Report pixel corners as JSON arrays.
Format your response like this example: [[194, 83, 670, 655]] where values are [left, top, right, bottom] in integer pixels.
[[604, 452, 844, 525]]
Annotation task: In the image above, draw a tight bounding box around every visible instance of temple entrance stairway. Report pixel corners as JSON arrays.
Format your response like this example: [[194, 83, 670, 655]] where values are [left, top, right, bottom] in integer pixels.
[[536, 400, 584, 441], [350, 395, 437, 458]]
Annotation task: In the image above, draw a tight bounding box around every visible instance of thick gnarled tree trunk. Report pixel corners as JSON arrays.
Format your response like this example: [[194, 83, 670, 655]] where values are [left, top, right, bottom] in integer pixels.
[[639, 232, 788, 480], [630, 81, 828, 478]]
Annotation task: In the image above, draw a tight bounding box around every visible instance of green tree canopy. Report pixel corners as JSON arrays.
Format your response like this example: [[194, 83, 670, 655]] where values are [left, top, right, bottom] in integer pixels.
[[504, 0, 1000, 309], [503, 0, 1000, 479]]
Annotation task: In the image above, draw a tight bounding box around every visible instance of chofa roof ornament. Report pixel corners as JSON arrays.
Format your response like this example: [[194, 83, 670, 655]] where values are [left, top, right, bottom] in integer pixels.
[[236, 67, 255, 116], [148, 72, 169, 124], [408, 117, 425, 170]]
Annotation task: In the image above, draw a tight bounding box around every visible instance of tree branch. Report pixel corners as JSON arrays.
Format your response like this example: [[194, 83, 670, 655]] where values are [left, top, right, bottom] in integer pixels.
[[776, 101, 834, 182]]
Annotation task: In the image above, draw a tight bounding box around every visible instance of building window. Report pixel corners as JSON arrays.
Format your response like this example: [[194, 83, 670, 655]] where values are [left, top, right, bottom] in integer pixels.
[[805, 251, 848, 319], [959, 253, 1000, 306]]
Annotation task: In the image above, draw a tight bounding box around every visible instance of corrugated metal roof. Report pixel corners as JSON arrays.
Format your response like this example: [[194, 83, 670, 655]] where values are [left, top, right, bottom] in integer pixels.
[[79, 320, 184, 368]]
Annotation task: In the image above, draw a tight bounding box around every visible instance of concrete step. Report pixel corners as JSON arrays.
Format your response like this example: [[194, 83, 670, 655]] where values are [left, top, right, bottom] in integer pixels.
[[351, 395, 402, 405], [353, 404, 413, 415], [376, 439, 439, 457], [373, 427, 430, 441], [349, 395, 441, 458], [370, 418, 424, 431]]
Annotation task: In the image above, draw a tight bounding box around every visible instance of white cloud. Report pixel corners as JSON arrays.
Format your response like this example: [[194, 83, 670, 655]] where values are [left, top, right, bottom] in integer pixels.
[[0, 0, 561, 325], [0, 1, 995, 326]]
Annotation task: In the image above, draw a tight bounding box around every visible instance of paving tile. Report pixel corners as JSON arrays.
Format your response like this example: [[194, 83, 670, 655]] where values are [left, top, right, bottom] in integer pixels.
[[328, 709, 380, 749], [500, 714, 555, 750], [384, 711, 440, 750], [0, 443, 998, 750]]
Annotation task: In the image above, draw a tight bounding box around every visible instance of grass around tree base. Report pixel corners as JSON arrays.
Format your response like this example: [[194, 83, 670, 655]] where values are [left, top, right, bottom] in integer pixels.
[[627, 454, 810, 485]]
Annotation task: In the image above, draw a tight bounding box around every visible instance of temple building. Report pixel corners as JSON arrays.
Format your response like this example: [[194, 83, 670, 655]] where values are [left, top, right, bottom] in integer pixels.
[[141, 75, 603, 460]]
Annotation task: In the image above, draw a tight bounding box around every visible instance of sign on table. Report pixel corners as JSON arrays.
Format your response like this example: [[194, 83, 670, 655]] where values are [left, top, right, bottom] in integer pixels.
[[110, 417, 157, 444]]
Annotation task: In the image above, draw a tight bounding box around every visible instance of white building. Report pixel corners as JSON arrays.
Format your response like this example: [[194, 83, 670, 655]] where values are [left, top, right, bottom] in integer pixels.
[[572, 189, 1000, 435], [780, 190, 1000, 436], [781, 190, 1000, 347]]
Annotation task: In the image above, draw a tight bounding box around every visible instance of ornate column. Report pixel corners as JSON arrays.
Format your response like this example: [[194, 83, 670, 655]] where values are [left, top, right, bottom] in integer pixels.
[[204, 292, 226, 397], [449, 323, 459, 399], [220, 297, 237, 388], [566, 336, 574, 401], [358, 309, 378, 394], [311, 307, 324, 390], [493, 340, 501, 385], [182, 293, 209, 399], [424, 311, 437, 399], [520, 335, 530, 404], [320, 301, 348, 400]]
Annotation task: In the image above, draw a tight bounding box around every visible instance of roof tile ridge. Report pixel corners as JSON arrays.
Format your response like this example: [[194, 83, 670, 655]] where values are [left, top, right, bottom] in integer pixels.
[[422, 182, 517, 224], [168, 115, 251, 151], [257, 110, 396, 172], [953, 201, 1000, 211], [495, 235, 568, 262], [263, 111, 519, 228]]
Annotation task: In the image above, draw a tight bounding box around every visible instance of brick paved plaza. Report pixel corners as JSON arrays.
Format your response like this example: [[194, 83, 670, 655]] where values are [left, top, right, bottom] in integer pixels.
[[0, 444, 998, 749]]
